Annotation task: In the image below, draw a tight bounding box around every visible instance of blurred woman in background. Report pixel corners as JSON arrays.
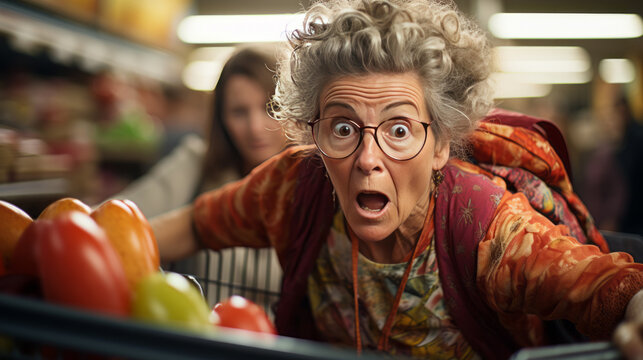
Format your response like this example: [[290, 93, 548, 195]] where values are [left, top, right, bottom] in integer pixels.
[[110, 45, 288, 312]]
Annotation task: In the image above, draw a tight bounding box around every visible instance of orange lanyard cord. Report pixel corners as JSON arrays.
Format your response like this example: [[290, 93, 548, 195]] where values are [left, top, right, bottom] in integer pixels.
[[351, 237, 362, 355]]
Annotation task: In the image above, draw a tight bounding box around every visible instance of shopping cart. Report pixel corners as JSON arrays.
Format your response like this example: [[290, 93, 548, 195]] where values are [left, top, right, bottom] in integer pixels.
[[0, 292, 392, 360], [168, 247, 282, 318], [0, 290, 623, 360], [1, 235, 633, 360]]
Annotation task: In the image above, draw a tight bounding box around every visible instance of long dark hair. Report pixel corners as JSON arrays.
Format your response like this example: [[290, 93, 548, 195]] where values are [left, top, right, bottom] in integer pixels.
[[200, 46, 280, 190]]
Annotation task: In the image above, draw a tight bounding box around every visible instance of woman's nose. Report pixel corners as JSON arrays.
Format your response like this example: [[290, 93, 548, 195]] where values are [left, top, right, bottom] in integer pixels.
[[248, 111, 270, 135], [354, 131, 382, 174]]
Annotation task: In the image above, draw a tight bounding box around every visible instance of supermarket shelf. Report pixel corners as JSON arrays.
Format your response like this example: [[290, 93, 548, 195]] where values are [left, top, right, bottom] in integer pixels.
[[0, 178, 68, 200], [0, 1, 184, 84], [0, 294, 387, 360]]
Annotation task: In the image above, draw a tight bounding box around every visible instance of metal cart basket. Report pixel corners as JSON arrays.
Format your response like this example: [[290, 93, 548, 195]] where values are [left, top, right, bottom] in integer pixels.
[[168, 247, 282, 318]]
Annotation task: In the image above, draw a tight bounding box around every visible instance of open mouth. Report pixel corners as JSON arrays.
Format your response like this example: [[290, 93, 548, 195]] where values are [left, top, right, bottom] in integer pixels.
[[357, 192, 389, 212]]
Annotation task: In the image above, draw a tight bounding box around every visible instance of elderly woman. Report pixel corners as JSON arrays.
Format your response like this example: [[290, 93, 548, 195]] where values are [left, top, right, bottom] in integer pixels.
[[152, 0, 643, 359]]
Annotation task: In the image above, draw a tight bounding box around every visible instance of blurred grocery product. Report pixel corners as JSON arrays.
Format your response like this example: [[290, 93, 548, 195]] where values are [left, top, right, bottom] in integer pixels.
[[37, 196, 91, 219], [91, 199, 160, 289], [0, 200, 32, 267], [212, 295, 277, 335], [132, 271, 214, 334], [1, 198, 167, 321]]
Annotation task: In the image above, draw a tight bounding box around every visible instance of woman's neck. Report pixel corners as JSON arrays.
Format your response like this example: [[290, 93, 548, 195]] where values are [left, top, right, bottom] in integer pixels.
[[357, 188, 432, 264]]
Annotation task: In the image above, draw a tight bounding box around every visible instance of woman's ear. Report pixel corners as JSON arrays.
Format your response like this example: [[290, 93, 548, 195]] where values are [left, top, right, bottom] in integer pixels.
[[432, 141, 450, 170]]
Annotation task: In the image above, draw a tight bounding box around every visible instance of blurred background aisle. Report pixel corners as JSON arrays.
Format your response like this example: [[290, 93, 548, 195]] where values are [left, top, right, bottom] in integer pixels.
[[0, 0, 641, 236]]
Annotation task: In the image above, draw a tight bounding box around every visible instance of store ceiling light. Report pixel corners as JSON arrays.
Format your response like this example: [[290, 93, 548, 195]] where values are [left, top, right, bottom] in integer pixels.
[[183, 61, 223, 91], [599, 58, 636, 84], [182, 47, 236, 91], [178, 14, 305, 44], [492, 46, 592, 86], [188, 46, 236, 62], [493, 46, 591, 73], [490, 73, 552, 99], [492, 71, 592, 85], [489, 13, 643, 39]]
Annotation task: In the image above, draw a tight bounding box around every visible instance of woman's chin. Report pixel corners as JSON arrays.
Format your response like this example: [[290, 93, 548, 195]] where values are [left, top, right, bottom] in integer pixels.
[[347, 222, 395, 243], [344, 207, 398, 242]]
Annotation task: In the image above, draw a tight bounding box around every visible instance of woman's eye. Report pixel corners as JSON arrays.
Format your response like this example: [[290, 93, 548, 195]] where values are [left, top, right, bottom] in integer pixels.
[[230, 107, 248, 118], [332, 122, 355, 137], [390, 124, 410, 138]]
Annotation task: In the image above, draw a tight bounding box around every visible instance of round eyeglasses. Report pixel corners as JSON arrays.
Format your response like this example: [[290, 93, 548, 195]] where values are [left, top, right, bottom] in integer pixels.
[[308, 117, 431, 160]]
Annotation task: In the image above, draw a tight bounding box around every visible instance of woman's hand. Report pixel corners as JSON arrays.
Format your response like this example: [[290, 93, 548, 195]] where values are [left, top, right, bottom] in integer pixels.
[[614, 289, 643, 359]]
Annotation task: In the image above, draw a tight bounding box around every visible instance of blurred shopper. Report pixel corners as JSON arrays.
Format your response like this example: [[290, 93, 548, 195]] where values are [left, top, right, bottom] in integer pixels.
[[108, 45, 288, 311], [581, 83, 643, 237]]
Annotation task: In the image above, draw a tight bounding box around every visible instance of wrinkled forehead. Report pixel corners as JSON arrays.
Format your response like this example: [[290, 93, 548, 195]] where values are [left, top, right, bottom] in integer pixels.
[[319, 72, 427, 115]]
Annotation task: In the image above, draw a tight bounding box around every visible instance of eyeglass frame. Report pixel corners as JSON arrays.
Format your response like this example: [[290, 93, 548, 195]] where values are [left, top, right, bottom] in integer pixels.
[[307, 116, 432, 161]]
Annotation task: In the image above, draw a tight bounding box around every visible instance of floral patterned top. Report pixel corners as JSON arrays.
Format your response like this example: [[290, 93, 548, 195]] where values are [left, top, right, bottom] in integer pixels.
[[308, 208, 480, 359]]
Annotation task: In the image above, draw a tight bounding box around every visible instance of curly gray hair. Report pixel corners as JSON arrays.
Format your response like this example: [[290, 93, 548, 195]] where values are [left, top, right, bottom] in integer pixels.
[[271, 0, 494, 158]]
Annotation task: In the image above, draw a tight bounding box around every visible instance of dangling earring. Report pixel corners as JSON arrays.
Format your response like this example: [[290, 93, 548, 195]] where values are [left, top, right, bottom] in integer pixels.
[[432, 169, 444, 198], [324, 168, 338, 208], [331, 187, 337, 209]]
